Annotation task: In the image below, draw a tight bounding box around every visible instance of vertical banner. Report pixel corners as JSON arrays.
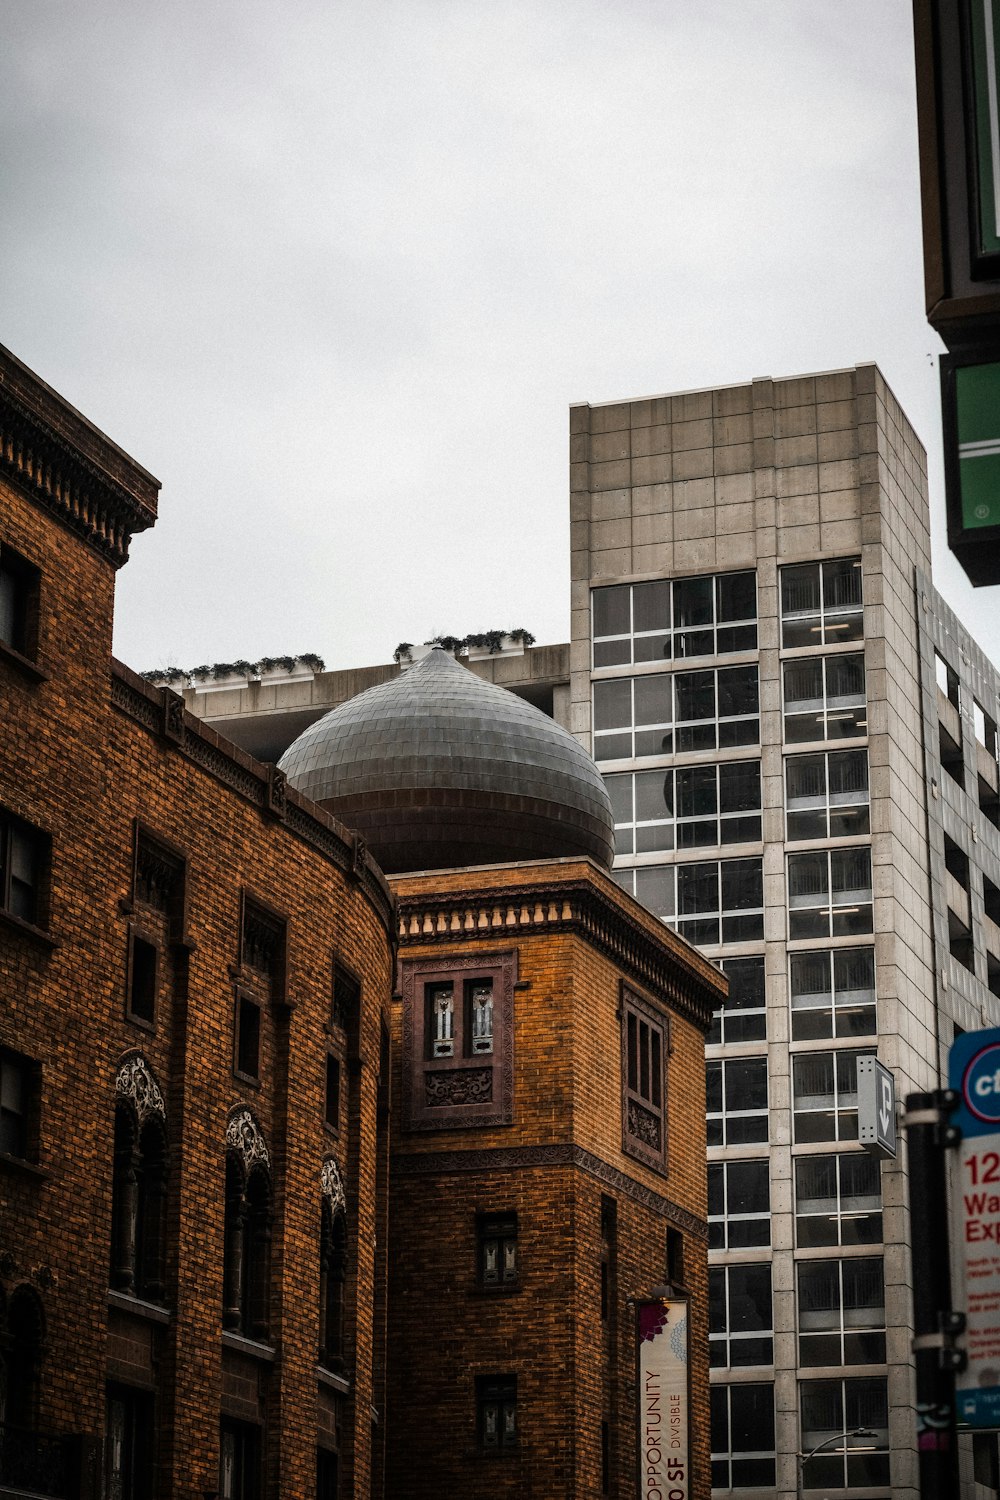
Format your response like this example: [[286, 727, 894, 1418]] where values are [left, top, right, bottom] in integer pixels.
[[949, 1028, 1000, 1426], [637, 1297, 690, 1500]]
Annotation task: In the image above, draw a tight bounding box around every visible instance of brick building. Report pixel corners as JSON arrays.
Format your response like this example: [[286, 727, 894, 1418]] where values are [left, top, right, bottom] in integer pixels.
[[0, 346, 395, 1498], [0, 340, 721, 1500]]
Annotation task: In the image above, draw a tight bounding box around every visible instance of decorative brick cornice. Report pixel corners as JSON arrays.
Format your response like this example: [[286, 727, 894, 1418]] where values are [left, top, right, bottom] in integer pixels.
[[0, 343, 159, 568], [394, 878, 721, 1031], [391, 1143, 707, 1242], [110, 660, 396, 938]]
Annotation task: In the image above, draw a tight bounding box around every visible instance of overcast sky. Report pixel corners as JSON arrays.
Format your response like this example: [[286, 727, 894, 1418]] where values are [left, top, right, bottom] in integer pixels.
[[4, 1, 996, 673]]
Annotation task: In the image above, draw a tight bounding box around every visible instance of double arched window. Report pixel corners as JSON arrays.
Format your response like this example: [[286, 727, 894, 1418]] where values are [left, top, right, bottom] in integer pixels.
[[223, 1108, 273, 1340], [110, 1054, 168, 1302]]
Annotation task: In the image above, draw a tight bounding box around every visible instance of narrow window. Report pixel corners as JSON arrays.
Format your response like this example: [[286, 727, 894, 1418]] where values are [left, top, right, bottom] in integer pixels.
[[666, 1227, 685, 1288], [479, 1211, 517, 1287], [235, 994, 261, 1080], [621, 990, 667, 1169], [320, 1205, 348, 1369], [0, 1048, 34, 1160], [325, 1054, 341, 1131], [600, 1197, 617, 1322], [428, 982, 455, 1058], [0, 812, 47, 927], [219, 1417, 262, 1500], [477, 1374, 517, 1450], [126, 932, 158, 1026], [0, 544, 40, 661], [469, 980, 494, 1054]]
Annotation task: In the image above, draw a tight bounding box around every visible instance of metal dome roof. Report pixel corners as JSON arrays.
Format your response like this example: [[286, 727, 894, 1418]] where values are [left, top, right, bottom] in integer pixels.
[[278, 647, 615, 874]]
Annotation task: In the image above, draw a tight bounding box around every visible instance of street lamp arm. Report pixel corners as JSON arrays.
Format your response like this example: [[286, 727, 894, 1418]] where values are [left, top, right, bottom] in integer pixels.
[[798, 1427, 876, 1494]]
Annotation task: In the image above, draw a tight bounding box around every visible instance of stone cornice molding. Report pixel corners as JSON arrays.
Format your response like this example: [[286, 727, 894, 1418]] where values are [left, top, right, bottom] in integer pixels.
[[391, 1142, 707, 1242], [109, 660, 396, 940], [394, 877, 721, 1031], [0, 344, 159, 568]]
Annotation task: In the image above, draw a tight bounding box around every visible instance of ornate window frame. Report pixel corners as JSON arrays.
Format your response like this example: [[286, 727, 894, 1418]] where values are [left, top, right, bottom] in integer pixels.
[[400, 951, 516, 1131], [620, 981, 669, 1174]]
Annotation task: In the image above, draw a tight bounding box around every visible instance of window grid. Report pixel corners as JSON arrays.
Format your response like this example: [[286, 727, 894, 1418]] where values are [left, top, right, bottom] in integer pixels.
[[478, 1375, 517, 1450], [592, 665, 760, 763], [616, 857, 764, 945], [780, 557, 864, 649], [479, 1212, 517, 1288], [797, 1255, 886, 1367], [708, 1158, 771, 1251], [707, 1057, 769, 1147], [787, 847, 873, 940], [793, 1049, 875, 1145], [709, 1262, 774, 1368], [592, 570, 757, 669], [710, 1383, 776, 1491], [795, 1153, 883, 1249], [799, 1377, 890, 1490], [785, 749, 870, 842], [783, 651, 867, 743], [789, 947, 876, 1042], [622, 992, 667, 1169], [606, 761, 761, 858], [708, 956, 767, 1046]]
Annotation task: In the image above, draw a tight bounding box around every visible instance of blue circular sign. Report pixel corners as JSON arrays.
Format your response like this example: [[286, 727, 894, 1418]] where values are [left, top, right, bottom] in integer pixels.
[[963, 1042, 1000, 1123]]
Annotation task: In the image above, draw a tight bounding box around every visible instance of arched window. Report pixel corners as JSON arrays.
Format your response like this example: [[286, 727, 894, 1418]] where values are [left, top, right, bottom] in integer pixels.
[[223, 1109, 272, 1341], [110, 1055, 168, 1302], [4, 1285, 44, 1431], [319, 1203, 348, 1370]]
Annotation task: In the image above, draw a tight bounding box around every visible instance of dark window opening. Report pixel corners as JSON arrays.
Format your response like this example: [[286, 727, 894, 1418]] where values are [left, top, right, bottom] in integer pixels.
[[104, 1383, 154, 1500], [325, 1054, 341, 1131], [241, 896, 286, 1001], [477, 1374, 517, 1450], [317, 1448, 340, 1500], [601, 1419, 610, 1495], [0, 813, 47, 928], [223, 1157, 272, 1340], [332, 963, 361, 1045], [320, 1205, 348, 1370], [0, 1049, 36, 1161], [126, 932, 158, 1026], [219, 1417, 261, 1500], [666, 1227, 685, 1288], [235, 995, 261, 1081], [600, 1196, 617, 1322], [984, 874, 1000, 927], [133, 829, 185, 939], [479, 1211, 517, 1288], [4, 1285, 45, 1432], [110, 1104, 167, 1302], [0, 545, 40, 661]]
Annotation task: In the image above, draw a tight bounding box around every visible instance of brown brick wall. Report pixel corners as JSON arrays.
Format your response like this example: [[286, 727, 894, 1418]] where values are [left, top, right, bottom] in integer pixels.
[[1, 464, 394, 1498], [385, 861, 716, 1500]]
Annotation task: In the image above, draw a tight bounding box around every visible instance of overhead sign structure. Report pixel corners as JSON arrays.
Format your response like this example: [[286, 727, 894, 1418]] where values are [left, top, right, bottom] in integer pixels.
[[637, 1297, 690, 1500], [942, 353, 1000, 584], [857, 1057, 897, 1159], [950, 1027, 1000, 1427]]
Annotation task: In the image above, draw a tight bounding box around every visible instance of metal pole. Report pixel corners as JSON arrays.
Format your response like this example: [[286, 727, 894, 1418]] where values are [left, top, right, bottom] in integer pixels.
[[905, 1090, 961, 1500]]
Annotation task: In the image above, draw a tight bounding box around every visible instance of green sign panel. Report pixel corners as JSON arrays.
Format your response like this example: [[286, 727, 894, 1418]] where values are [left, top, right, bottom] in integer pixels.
[[957, 361, 1000, 528], [971, 0, 1000, 259]]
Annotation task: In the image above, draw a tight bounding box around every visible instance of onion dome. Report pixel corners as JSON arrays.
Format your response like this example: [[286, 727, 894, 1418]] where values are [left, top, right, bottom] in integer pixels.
[[278, 647, 614, 874]]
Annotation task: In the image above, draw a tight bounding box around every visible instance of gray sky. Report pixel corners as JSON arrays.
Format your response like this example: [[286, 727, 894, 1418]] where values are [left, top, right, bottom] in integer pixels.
[[4, 1, 996, 673]]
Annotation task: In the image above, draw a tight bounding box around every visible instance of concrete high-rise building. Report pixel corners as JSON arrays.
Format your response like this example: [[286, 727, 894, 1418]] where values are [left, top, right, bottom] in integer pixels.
[[567, 365, 1000, 1499]]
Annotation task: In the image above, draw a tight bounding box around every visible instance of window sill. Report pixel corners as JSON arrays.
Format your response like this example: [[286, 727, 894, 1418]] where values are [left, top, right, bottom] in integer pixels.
[[316, 1365, 352, 1394], [472, 1283, 522, 1298], [232, 1069, 262, 1091], [0, 908, 59, 950], [107, 1290, 172, 1325], [0, 639, 48, 685], [0, 1151, 47, 1181], [221, 1329, 275, 1362]]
